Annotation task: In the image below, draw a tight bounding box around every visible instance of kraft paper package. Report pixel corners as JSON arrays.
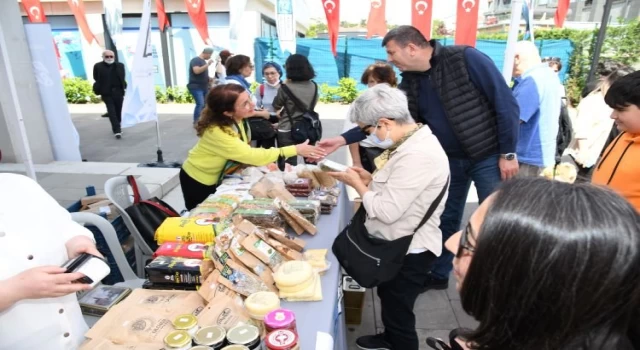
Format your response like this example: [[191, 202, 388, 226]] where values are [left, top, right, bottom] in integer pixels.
[[85, 290, 205, 344], [85, 289, 251, 344]]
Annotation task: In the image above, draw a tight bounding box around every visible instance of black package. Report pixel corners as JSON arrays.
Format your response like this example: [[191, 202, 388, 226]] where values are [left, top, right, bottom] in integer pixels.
[[142, 280, 200, 291], [145, 256, 204, 285]]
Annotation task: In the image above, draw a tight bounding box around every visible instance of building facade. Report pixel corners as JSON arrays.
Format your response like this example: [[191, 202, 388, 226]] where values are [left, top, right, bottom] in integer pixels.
[[18, 0, 311, 87]]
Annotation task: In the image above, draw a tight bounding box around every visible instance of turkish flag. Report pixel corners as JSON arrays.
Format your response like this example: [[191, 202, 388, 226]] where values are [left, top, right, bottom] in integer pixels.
[[455, 0, 480, 46], [322, 0, 340, 56], [156, 0, 170, 32], [366, 0, 387, 39], [184, 0, 210, 44], [67, 0, 96, 44], [411, 0, 432, 40], [554, 0, 570, 28], [22, 0, 47, 23]]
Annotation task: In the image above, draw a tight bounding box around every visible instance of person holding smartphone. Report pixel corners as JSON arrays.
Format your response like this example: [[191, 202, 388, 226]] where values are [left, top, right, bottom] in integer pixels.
[[0, 173, 102, 350]]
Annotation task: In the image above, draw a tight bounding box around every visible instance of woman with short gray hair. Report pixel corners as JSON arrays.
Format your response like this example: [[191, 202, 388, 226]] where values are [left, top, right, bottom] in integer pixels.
[[330, 84, 450, 350]]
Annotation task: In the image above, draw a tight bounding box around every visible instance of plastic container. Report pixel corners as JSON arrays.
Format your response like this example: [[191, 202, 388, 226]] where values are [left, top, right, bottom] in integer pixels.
[[264, 309, 297, 333], [265, 329, 299, 350]]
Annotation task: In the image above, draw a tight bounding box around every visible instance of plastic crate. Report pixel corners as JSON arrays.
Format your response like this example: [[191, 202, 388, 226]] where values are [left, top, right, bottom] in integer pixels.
[[67, 196, 137, 285]]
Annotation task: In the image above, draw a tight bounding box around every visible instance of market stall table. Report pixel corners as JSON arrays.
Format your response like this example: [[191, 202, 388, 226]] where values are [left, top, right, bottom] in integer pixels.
[[84, 185, 354, 349]]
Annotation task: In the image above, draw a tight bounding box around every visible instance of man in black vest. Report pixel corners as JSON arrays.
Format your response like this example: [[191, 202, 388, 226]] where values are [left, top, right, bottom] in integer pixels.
[[93, 50, 127, 139], [319, 26, 520, 350]]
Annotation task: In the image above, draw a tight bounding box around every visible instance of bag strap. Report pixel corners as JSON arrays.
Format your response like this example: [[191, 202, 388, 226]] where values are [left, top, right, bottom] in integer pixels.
[[126, 175, 141, 204], [259, 84, 265, 99], [281, 83, 317, 113], [413, 176, 450, 234], [139, 199, 180, 217]]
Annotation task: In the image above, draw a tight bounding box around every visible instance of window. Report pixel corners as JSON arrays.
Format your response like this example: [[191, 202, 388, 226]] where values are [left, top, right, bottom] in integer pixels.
[[261, 16, 277, 38]]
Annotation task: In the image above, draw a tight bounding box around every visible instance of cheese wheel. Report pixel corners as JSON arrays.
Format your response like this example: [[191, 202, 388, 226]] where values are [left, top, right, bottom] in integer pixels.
[[304, 249, 328, 269], [276, 273, 315, 293], [278, 273, 319, 299], [284, 274, 323, 302], [273, 261, 313, 287], [245, 291, 281, 318]]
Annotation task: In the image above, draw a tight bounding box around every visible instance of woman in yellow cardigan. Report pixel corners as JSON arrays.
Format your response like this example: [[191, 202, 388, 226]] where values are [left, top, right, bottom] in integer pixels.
[[180, 84, 324, 210]]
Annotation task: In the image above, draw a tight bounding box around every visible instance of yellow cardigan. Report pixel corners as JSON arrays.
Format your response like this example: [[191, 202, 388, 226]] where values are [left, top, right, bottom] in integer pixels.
[[182, 122, 297, 186]]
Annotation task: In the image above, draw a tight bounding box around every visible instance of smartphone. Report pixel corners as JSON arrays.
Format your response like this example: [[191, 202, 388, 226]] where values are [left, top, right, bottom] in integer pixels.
[[61, 253, 110, 288]]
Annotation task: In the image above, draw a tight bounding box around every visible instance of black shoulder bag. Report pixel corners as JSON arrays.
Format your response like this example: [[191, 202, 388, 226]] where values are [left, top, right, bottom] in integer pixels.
[[280, 83, 322, 144], [332, 177, 449, 288]]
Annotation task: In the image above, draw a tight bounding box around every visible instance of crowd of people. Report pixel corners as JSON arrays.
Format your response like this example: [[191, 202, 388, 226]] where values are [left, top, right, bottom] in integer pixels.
[[179, 25, 639, 350], [10, 24, 637, 350]]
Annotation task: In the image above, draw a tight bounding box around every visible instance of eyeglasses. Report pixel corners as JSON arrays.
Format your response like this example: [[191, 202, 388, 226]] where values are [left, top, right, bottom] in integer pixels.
[[104, 56, 114, 58], [456, 223, 476, 258], [264, 72, 279, 76]]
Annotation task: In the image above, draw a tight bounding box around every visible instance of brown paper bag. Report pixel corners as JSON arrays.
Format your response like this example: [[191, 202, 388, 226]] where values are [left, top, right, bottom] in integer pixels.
[[198, 269, 244, 306], [85, 290, 205, 344], [80, 338, 164, 350]]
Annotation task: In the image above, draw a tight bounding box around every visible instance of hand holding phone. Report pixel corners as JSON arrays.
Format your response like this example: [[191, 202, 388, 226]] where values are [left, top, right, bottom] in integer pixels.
[[61, 253, 110, 288]]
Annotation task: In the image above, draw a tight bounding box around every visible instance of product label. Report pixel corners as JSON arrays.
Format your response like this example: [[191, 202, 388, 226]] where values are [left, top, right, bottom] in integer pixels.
[[254, 239, 275, 259]]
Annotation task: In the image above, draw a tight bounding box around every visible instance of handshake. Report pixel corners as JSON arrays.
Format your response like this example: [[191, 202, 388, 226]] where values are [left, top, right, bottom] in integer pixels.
[[299, 136, 346, 162]]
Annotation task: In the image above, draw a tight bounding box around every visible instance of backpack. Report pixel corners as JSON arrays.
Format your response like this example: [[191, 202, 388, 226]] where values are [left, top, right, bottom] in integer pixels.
[[556, 98, 573, 164], [280, 83, 322, 144]]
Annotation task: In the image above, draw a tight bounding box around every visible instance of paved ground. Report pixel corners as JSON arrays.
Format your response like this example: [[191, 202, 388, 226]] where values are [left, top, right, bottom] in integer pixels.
[[66, 104, 479, 349]]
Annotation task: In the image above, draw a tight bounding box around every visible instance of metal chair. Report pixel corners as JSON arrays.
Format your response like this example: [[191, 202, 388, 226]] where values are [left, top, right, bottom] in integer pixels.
[[104, 176, 154, 277], [70, 212, 144, 285]]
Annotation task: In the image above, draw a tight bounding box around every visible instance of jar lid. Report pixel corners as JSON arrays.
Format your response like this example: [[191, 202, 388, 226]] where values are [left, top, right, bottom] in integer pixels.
[[164, 330, 192, 347], [194, 326, 226, 345], [265, 329, 298, 349], [192, 347, 212, 350], [173, 314, 198, 330], [226, 324, 260, 345], [264, 309, 296, 329]]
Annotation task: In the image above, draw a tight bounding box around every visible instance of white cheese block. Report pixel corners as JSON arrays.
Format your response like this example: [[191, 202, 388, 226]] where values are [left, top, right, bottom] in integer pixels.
[[245, 291, 280, 318], [273, 261, 313, 287]]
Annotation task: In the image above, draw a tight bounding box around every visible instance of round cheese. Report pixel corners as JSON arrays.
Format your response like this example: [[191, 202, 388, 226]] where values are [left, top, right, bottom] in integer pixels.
[[245, 291, 281, 318], [276, 272, 315, 294], [273, 261, 313, 287]]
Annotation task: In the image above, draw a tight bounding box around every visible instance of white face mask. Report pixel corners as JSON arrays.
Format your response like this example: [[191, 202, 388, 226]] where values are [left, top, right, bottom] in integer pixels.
[[265, 81, 280, 88], [104, 59, 115, 65], [367, 123, 394, 149]]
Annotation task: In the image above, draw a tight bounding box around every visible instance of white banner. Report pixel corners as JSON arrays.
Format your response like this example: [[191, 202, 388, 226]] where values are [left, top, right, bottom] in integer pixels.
[[276, 0, 296, 55], [24, 23, 82, 162], [229, 0, 248, 41], [121, 0, 158, 128], [103, 0, 123, 48]]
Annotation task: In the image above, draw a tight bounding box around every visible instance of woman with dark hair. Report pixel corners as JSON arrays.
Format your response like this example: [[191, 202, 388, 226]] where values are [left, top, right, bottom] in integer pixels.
[[214, 49, 233, 84], [180, 84, 324, 210], [342, 63, 397, 172], [564, 68, 635, 182], [273, 54, 319, 165], [224, 54, 254, 90], [253, 62, 284, 149], [438, 177, 640, 350]]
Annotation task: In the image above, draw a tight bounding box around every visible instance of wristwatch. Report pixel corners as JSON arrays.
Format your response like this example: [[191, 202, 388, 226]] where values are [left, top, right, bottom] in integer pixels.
[[500, 153, 517, 161]]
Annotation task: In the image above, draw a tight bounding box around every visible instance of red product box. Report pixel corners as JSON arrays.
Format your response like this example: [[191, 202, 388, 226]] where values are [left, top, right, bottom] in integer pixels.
[[153, 242, 211, 259]]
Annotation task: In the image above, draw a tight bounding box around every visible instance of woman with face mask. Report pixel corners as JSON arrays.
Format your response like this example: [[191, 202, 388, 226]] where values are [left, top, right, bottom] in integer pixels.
[[329, 84, 450, 350], [252, 62, 284, 149], [436, 177, 640, 350]]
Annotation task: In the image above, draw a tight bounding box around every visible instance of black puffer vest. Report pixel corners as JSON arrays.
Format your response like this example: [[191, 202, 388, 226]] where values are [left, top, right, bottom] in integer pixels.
[[399, 41, 499, 160]]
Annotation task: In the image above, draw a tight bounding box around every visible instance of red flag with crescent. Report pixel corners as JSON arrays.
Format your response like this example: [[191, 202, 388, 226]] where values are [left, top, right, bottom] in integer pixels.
[[184, 0, 210, 44], [554, 0, 570, 28], [366, 0, 387, 39], [322, 0, 340, 56], [22, 0, 47, 23], [411, 0, 432, 40], [455, 0, 480, 46], [156, 0, 170, 32], [67, 0, 97, 44]]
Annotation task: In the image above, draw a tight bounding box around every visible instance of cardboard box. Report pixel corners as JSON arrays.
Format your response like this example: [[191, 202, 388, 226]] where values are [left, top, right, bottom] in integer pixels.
[[81, 194, 109, 207], [343, 276, 366, 325]]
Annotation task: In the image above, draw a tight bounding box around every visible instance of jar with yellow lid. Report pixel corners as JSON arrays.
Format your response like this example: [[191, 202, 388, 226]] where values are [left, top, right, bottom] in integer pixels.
[[173, 314, 200, 337], [164, 330, 193, 350]]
